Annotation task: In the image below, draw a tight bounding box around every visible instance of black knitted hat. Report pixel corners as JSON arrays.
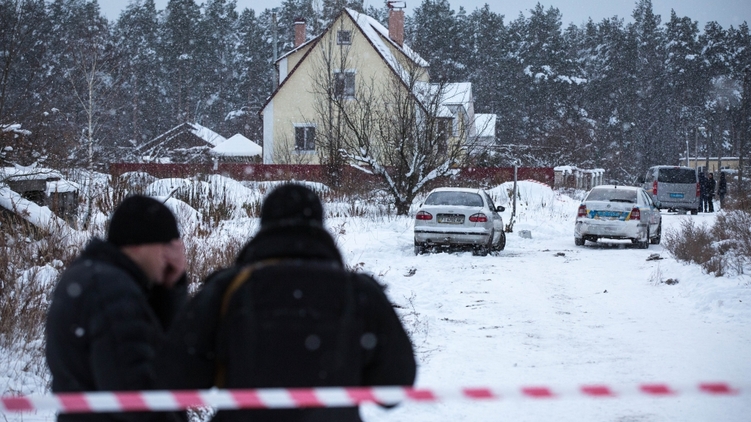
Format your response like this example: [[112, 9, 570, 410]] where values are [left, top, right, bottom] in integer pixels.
[[260, 184, 323, 228], [107, 195, 180, 247]]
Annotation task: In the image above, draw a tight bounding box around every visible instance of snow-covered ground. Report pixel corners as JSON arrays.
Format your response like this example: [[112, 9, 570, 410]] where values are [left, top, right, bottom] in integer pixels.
[[2, 181, 750, 421]]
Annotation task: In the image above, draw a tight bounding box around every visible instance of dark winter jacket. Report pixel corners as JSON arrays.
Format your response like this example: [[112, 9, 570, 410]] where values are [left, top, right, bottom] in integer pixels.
[[156, 224, 417, 422], [718, 174, 728, 196], [705, 176, 717, 198], [45, 238, 187, 422], [698, 173, 707, 197]]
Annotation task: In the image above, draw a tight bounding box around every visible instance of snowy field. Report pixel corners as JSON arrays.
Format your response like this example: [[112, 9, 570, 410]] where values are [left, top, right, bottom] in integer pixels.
[[2, 180, 750, 421]]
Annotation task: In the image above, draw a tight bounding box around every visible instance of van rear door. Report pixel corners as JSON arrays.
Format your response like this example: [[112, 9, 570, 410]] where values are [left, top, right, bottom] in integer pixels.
[[656, 168, 697, 203]]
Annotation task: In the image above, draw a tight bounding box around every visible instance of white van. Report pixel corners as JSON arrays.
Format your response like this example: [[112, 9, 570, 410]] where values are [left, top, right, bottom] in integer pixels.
[[637, 166, 699, 214]]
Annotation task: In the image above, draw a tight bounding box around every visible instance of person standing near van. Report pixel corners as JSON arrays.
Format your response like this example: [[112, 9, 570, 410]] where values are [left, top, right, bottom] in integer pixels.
[[718, 172, 728, 209], [698, 172, 707, 213], [706, 172, 716, 212]]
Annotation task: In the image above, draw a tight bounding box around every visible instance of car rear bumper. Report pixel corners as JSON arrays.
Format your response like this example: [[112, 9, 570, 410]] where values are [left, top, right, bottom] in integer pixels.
[[656, 198, 699, 210], [414, 227, 491, 246], [575, 219, 645, 240]]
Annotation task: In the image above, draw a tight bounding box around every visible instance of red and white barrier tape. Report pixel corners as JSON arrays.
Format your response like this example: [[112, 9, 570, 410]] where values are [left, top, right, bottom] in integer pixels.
[[1, 383, 745, 413]]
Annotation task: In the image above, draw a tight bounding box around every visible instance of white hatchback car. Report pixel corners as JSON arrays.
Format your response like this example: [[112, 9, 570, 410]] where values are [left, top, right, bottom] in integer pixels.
[[574, 185, 662, 248], [414, 187, 506, 256]]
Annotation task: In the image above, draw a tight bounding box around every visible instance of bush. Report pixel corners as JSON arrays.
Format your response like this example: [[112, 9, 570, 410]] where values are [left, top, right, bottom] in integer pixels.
[[663, 210, 751, 276]]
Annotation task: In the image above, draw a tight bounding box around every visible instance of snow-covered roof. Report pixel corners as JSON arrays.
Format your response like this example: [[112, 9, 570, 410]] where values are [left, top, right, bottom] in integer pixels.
[[441, 82, 473, 109], [346, 9, 428, 85], [2, 166, 63, 181], [413, 82, 474, 118], [554, 166, 605, 175], [46, 179, 80, 194], [190, 123, 226, 147], [278, 37, 318, 62], [475, 114, 496, 138], [211, 134, 262, 157]]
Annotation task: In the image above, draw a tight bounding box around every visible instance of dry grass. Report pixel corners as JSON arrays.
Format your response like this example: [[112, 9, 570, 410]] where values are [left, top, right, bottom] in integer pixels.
[[0, 173, 408, 399], [663, 210, 751, 276]]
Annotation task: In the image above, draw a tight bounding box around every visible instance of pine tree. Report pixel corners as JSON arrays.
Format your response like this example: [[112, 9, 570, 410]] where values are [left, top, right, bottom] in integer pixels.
[[196, 0, 240, 132], [234, 8, 273, 142], [629, 0, 668, 170], [663, 10, 704, 165], [160, 0, 202, 122], [114, 0, 163, 151], [0, 0, 58, 166], [410, 0, 463, 82]]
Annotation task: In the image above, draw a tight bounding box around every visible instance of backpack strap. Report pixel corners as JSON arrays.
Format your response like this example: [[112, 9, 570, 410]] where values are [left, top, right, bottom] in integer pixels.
[[215, 259, 279, 387]]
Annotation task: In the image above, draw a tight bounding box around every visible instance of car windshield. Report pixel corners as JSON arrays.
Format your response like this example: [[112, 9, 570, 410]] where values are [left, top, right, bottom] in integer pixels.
[[586, 188, 637, 203], [657, 168, 696, 183], [425, 191, 484, 207]]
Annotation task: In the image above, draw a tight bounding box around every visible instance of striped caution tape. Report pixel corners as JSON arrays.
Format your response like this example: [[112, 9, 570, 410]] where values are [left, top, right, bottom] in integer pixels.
[[0, 383, 745, 413]]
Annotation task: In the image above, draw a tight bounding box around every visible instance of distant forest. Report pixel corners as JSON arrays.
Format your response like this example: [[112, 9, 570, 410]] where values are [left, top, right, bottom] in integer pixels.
[[1, 0, 749, 182]]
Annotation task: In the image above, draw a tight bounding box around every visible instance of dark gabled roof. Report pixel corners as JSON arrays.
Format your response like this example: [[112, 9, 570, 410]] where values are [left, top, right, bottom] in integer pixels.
[[138, 122, 226, 156]]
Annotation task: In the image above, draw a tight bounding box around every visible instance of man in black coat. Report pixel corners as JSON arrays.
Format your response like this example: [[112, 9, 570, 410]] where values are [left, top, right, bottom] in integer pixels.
[[46, 195, 188, 422], [698, 172, 707, 213], [705, 172, 716, 212], [157, 183, 417, 422], [718, 172, 728, 209]]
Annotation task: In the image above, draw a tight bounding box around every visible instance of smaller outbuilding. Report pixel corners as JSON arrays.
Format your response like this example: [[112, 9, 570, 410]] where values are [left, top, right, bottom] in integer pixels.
[[1, 167, 78, 225], [210, 134, 262, 163]]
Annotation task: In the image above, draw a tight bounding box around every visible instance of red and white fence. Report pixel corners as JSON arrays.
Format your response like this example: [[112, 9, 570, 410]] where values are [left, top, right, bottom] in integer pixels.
[[0, 382, 746, 413]]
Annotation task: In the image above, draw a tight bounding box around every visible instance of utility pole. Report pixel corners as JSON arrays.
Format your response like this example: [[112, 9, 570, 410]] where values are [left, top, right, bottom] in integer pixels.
[[695, 127, 702, 169]]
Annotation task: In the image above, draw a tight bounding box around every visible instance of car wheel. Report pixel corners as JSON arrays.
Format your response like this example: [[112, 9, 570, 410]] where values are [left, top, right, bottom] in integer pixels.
[[495, 230, 506, 251], [636, 228, 649, 249], [690, 209, 698, 215], [575, 237, 585, 246], [414, 242, 426, 255], [473, 246, 489, 256], [650, 223, 661, 245]]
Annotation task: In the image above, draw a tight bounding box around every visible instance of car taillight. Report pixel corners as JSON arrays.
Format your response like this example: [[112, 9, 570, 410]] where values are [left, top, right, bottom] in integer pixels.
[[416, 211, 433, 220], [652, 180, 658, 195], [696, 182, 701, 197], [577, 205, 587, 218], [630, 207, 641, 220], [469, 213, 488, 223]]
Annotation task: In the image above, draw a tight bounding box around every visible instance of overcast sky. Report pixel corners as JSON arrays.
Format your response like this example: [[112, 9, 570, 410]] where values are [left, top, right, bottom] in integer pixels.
[[101, 0, 750, 29]]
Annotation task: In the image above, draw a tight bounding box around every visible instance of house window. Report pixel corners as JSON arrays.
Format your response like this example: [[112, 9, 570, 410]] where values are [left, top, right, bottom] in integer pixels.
[[295, 125, 316, 151], [337, 30, 352, 45], [334, 71, 355, 98]]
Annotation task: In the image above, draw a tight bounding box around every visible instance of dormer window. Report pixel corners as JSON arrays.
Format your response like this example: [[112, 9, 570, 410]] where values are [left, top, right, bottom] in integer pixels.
[[337, 30, 352, 45]]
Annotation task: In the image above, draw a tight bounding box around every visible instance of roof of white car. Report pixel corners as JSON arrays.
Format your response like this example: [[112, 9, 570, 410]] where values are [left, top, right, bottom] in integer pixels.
[[591, 185, 641, 191], [430, 187, 485, 194]]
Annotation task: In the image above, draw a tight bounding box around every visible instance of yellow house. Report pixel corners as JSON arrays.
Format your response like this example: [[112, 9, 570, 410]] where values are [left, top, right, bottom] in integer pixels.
[[260, 7, 495, 164], [685, 157, 741, 173]]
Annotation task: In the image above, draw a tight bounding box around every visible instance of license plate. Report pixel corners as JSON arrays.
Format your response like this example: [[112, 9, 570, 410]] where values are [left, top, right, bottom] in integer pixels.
[[438, 214, 464, 224], [592, 210, 626, 220], [669, 192, 684, 198]]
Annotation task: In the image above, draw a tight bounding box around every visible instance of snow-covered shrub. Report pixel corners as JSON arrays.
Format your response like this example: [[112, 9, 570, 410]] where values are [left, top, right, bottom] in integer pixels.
[[711, 210, 751, 275], [663, 211, 751, 276]]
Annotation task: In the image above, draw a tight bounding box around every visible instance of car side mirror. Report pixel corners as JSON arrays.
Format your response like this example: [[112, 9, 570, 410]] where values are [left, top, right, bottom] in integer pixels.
[[497, 205, 505, 212], [636, 176, 645, 184]]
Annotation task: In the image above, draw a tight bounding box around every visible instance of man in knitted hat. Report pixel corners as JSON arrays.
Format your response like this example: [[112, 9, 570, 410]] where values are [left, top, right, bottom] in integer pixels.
[[158, 183, 416, 422], [46, 195, 187, 422]]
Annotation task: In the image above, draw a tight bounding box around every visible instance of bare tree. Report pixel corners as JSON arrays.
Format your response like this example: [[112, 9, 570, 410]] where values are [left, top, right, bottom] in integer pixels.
[[65, 19, 120, 228], [314, 55, 479, 214], [308, 19, 355, 188]]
